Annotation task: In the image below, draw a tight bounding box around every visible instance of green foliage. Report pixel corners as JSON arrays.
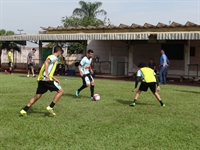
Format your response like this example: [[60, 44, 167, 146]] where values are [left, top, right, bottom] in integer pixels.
[[62, 1, 109, 27], [0, 29, 20, 52], [60, 1, 110, 54], [1, 74, 200, 150], [67, 42, 83, 54], [73, 1, 107, 19], [61, 15, 106, 27]]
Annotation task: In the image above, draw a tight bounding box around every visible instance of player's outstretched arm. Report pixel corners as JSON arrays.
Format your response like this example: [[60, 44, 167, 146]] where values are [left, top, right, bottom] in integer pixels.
[[155, 75, 160, 91], [133, 76, 140, 92], [78, 65, 83, 77]]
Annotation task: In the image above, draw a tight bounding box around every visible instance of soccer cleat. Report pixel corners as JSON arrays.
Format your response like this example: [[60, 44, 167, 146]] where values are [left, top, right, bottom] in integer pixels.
[[4, 70, 8, 74], [20, 109, 27, 116], [27, 75, 30, 78], [91, 96, 93, 100], [161, 104, 165, 107], [46, 106, 56, 116], [75, 89, 79, 97], [130, 102, 136, 107]]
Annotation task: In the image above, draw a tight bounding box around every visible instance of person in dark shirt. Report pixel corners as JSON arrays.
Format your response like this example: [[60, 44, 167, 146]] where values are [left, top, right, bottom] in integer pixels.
[[148, 58, 157, 74]]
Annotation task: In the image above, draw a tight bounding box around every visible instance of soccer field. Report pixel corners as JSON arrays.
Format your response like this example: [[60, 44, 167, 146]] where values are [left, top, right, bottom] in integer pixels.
[[0, 73, 200, 150]]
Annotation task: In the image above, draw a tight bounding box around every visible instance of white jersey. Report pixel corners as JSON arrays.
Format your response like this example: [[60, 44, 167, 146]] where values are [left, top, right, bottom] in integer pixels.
[[80, 56, 92, 75]]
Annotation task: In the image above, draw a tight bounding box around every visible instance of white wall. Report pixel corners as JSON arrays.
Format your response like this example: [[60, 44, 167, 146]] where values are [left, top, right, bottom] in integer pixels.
[[88, 40, 200, 76]]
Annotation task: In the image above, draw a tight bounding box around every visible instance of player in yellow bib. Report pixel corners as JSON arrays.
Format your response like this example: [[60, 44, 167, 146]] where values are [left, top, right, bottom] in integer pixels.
[[5, 48, 14, 75], [130, 62, 165, 107], [20, 46, 64, 116]]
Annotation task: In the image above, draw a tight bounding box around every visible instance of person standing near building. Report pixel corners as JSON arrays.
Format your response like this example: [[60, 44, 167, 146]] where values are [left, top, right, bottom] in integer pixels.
[[27, 48, 37, 77], [130, 62, 165, 107], [20, 46, 64, 116], [148, 58, 157, 74], [56, 50, 65, 75], [5, 48, 14, 75], [75, 49, 95, 99], [159, 49, 168, 84]]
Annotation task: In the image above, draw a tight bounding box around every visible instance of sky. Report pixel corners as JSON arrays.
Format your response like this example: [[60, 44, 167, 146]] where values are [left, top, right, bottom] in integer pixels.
[[0, 0, 199, 46]]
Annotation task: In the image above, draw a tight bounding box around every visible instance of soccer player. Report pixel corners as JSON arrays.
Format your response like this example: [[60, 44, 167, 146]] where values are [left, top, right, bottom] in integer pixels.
[[5, 48, 14, 75], [20, 46, 64, 116], [130, 62, 165, 107], [27, 48, 36, 77], [75, 49, 94, 99]]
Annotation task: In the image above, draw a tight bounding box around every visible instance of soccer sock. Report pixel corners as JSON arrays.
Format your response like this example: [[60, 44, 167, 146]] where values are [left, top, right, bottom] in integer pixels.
[[78, 85, 87, 92], [90, 85, 94, 97], [10, 70, 12, 74], [23, 106, 30, 112], [49, 102, 55, 108], [159, 100, 164, 105], [133, 99, 137, 103]]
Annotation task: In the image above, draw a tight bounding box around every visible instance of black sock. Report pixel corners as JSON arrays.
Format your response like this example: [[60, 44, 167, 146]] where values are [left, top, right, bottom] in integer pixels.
[[49, 102, 55, 108], [10, 70, 12, 74], [90, 85, 94, 97], [78, 85, 87, 92], [159, 100, 163, 105], [133, 99, 137, 103], [23, 106, 30, 112]]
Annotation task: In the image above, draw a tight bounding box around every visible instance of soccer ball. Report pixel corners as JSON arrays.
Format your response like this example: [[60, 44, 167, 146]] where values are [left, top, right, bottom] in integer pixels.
[[93, 94, 100, 101]]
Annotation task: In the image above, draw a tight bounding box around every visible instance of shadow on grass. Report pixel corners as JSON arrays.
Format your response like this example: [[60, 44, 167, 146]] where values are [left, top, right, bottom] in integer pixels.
[[24, 107, 52, 117], [116, 99, 154, 106], [63, 93, 90, 99], [175, 90, 200, 94]]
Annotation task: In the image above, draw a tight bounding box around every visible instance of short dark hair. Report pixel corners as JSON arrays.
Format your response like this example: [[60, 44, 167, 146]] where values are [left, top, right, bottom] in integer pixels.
[[8, 47, 13, 51], [54, 46, 62, 53], [87, 49, 93, 54], [138, 62, 147, 68], [32, 48, 36, 51]]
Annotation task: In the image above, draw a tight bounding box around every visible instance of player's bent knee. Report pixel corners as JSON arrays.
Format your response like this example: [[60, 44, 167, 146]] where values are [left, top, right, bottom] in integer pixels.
[[86, 84, 90, 87], [58, 89, 64, 94]]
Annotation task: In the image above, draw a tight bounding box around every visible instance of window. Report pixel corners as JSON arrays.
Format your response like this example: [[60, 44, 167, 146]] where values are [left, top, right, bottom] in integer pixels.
[[161, 44, 184, 60], [190, 47, 195, 57]]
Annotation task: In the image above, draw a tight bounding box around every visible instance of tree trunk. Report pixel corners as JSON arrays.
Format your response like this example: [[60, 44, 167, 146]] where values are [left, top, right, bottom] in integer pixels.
[[0, 48, 2, 68]]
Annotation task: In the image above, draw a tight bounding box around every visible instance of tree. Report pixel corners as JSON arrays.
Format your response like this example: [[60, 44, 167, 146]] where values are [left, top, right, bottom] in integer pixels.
[[0, 29, 21, 67], [73, 1, 107, 22], [60, 1, 109, 54]]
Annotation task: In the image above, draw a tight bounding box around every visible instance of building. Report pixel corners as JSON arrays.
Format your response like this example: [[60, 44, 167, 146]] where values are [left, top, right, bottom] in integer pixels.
[[0, 21, 200, 78]]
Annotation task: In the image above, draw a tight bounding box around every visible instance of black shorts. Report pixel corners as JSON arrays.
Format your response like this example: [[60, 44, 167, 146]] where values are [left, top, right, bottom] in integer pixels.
[[28, 63, 34, 70], [36, 81, 61, 94], [82, 74, 94, 85], [8, 62, 13, 67], [139, 82, 156, 93]]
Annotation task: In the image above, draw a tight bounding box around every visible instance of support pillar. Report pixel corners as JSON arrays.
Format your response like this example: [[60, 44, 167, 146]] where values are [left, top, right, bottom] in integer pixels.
[[39, 40, 43, 67], [83, 40, 91, 55], [128, 44, 134, 76], [184, 40, 190, 75], [109, 41, 113, 74]]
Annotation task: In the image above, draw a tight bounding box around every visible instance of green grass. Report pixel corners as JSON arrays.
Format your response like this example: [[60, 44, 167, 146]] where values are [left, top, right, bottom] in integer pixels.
[[0, 73, 200, 150]]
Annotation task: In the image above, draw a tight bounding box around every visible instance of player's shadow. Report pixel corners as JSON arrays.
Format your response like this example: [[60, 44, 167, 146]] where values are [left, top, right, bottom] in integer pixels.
[[27, 107, 50, 116], [63, 93, 90, 99], [116, 99, 154, 106], [175, 90, 200, 94]]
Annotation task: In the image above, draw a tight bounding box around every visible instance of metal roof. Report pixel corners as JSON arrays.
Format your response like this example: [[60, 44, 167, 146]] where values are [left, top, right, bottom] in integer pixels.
[[1, 32, 200, 41], [0, 33, 150, 41], [157, 32, 200, 40]]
